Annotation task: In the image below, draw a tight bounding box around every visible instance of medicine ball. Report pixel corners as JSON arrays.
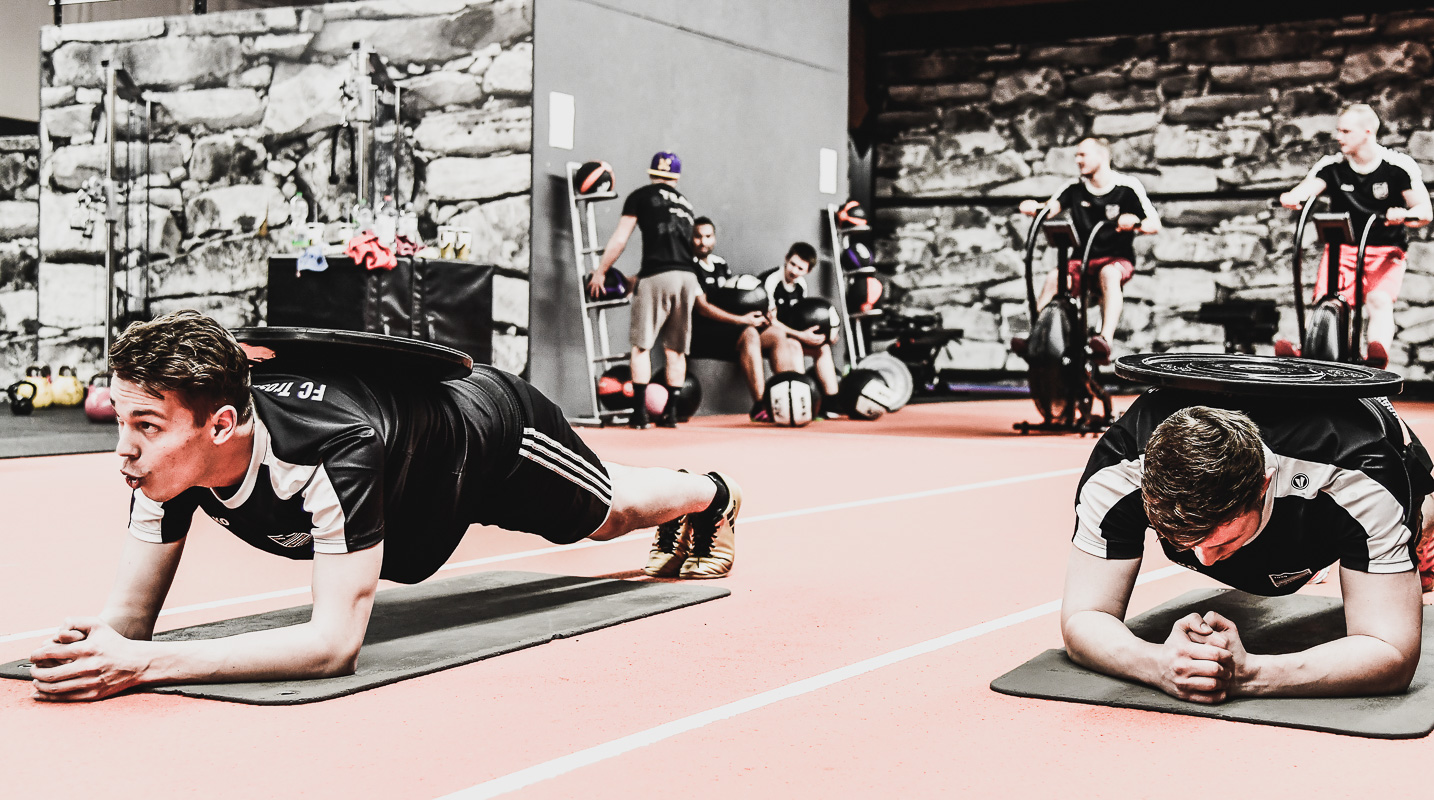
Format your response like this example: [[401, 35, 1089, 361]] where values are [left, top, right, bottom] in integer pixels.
[[841, 239, 874, 273], [847, 274, 884, 315], [787, 297, 840, 345], [651, 368, 703, 421], [764, 371, 821, 428], [591, 269, 631, 300], [708, 274, 768, 316], [573, 161, 614, 195], [836, 199, 869, 230], [597, 365, 670, 415], [839, 369, 896, 420]]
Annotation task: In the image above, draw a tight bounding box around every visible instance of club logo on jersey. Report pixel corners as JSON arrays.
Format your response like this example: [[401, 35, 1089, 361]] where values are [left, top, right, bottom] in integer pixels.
[[1373, 182, 1389, 200], [215, 517, 231, 528], [268, 531, 313, 548], [1269, 569, 1312, 588], [1105, 204, 1120, 220], [1291, 473, 1309, 491]]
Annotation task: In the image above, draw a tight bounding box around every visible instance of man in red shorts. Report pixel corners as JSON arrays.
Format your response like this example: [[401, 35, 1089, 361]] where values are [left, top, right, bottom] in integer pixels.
[[1278, 104, 1431, 369], [1017, 137, 1161, 364]]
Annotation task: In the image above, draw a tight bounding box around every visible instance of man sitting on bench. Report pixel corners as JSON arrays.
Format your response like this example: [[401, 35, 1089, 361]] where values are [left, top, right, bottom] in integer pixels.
[[1063, 392, 1434, 703]]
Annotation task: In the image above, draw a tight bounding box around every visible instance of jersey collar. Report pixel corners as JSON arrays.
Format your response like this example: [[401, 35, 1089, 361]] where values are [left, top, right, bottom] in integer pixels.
[[212, 414, 269, 510], [1346, 146, 1388, 176]]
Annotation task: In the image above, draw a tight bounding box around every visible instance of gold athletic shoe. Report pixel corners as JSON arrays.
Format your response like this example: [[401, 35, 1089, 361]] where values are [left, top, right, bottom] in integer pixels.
[[643, 516, 691, 577], [680, 472, 741, 579]]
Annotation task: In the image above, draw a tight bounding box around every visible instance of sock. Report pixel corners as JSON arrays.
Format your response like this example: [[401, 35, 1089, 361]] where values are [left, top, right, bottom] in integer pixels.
[[700, 472, 729, 515], [631, 382, 648, 409], [664, 385, 683, 418]]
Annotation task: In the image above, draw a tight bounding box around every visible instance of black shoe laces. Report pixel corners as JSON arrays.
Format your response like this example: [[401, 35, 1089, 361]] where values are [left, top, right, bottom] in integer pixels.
[[689, 510, 717, 558], [655, 516, 685, 554]]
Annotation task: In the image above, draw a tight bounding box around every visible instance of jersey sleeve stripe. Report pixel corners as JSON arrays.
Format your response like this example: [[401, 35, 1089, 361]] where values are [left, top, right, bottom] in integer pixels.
[[1386, 151, 1426, 188], [1073, 458, 1144, 559], [1307, 154, 1341, 184], [1120, 175, 1160, 223], [301, 464, 351, 553]]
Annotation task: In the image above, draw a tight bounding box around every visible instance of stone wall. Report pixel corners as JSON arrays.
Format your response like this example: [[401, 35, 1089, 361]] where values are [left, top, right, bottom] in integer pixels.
[[871, 10, 1434, 379], [0, 136, 41, 380], [30, 0, 533, 385]]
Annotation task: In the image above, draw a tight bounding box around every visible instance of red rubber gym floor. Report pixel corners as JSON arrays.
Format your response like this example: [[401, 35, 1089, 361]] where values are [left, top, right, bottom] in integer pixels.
[[3, 398, 1433, 798]]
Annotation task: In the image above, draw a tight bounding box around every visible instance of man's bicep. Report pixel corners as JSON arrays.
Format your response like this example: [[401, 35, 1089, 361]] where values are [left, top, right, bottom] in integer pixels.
[[1062, 545, 1141, 625], [1340, 567, 1423, 658]]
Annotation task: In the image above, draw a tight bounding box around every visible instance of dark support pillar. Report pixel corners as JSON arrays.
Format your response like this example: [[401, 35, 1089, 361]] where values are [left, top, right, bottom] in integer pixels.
[[193, 0, 206, 14], [52, 0, 62, 27]]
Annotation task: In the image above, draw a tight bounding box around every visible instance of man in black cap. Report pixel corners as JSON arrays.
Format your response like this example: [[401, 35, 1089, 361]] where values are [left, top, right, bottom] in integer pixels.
[[588, 151, 698, 428]]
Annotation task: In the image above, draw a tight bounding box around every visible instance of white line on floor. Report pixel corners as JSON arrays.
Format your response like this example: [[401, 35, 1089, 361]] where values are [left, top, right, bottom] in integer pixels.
[[0, 467, 1084, 645], [437, 565, 1187, 799]]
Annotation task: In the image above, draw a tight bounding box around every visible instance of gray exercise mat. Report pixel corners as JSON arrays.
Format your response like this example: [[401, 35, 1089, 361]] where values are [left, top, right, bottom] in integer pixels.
[[990, 588, 1434, 738], [1, 571, 728, 705]]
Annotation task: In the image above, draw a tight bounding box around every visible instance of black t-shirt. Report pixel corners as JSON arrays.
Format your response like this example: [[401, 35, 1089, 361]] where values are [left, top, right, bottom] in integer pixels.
[[1050, 173, 1159, 263], [692, 254, 732, 294], [128, 368, 520, 584], [1074, 389, 1424, 596], [620, 182, 696, 277], [1309, 149, 1423, 249], [761, 267, 808, 329]]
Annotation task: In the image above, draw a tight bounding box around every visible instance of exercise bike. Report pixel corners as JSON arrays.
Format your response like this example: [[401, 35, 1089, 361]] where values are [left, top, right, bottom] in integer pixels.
[[1290, 199, 1379, 363], [1013, 208, 1113, 435]]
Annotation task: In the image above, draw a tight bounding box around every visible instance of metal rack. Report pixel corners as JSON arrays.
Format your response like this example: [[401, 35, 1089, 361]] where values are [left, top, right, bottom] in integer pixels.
[[824, 204, 882, 365], [565, 162, 629, 426]]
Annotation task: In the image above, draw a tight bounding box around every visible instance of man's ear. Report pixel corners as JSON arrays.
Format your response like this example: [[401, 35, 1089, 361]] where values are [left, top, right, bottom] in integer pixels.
[[210, 405, 241, 444]]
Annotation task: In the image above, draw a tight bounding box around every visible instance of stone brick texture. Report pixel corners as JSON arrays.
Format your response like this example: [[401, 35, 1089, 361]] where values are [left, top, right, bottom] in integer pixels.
[[11, 0, 532, 385], [872, 12, 1434, 379]]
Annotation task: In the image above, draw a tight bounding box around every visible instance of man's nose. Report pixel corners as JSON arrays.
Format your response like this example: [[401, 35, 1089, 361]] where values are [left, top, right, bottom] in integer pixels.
[[115, 426, 139, 458]]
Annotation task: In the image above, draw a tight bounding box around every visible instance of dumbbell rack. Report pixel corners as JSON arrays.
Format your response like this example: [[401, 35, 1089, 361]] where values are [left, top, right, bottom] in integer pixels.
[[824, 204, 882, 365], [566, 161, 630, 426]]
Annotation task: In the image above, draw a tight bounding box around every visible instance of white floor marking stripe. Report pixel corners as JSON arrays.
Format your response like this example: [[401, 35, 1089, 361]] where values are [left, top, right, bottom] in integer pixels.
[[0, 467, 1085, 644], [439, 564, 1187, 799]]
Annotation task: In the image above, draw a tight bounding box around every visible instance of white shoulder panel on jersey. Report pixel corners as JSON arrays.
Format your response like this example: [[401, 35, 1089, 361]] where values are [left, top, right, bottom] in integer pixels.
[[1384, 150, 1426, 189], [1112, 172, 1161, 224], [1269, 451, 1413, 573], [128, 489, 168, 544], [1307, 153, 1344, 184], [1073, 457, 1145, 559]]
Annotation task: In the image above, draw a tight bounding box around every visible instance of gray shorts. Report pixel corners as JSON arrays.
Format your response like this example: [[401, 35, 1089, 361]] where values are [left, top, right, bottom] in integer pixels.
[[629, 270, 700, 353]]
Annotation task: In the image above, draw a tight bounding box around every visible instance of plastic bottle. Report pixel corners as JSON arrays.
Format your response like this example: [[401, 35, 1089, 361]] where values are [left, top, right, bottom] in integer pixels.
[[352, 200, 375, 234], [398, 202, 420, 243], [375, 195, 397, 246]]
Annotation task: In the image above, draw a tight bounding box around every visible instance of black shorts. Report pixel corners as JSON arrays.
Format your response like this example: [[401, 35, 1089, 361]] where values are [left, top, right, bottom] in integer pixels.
[[458, 367, 612, 546], [689, 316, 744, 362]]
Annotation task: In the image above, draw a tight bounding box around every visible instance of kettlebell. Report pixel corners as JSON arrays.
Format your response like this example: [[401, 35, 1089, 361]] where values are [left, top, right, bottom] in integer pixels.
[[24, 365, 52, 409], [7, 380, 36, 416], [51, 366, 84, 407], [84, 373, 116, 423]]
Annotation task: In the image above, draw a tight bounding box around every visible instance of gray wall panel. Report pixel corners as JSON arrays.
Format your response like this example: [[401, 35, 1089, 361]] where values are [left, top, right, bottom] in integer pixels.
[[532, 0, 848, 416]]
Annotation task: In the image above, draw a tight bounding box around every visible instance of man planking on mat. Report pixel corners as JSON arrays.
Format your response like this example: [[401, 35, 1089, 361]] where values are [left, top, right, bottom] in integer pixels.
[[28, 311, 741, 702], [1063, 392, 1434, 703]]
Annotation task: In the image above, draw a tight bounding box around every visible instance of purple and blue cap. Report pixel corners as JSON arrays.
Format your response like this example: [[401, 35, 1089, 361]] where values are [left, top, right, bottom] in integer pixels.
[[648, 151, 681, 180]]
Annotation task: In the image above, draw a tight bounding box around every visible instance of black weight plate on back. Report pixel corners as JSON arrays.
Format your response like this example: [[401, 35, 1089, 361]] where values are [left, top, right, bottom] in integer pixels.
[[1114, 353, 1400, 398], [233, 327, 474, 382]]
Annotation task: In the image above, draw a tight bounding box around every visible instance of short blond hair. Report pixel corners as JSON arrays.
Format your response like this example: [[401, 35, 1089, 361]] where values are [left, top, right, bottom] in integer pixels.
[[1339, 103, 1380, 134]]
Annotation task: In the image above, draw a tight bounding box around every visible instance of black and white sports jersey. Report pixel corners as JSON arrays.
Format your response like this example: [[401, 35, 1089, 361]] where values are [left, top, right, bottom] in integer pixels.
[[692, 254, 732, 294], [1049, 173, 1159, 262], [1308, 149, 1422, 249], [761, 267, 808, 328], [1073, 389, 1431, 596], [128, 368, 523, 583], [621, 182, 696, 277]]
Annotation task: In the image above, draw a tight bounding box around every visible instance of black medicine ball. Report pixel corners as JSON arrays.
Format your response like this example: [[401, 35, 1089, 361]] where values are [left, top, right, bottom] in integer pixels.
[[838, 369, 896, 420], [573, 161, 614, 195], [707, 274, 769, 316], [764, 371, 821, 427], [787, 298, 840, 345]]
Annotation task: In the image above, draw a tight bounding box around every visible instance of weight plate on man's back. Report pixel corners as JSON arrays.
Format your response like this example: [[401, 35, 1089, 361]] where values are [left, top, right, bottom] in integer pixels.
[[1114, 353, 1401, 399]]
